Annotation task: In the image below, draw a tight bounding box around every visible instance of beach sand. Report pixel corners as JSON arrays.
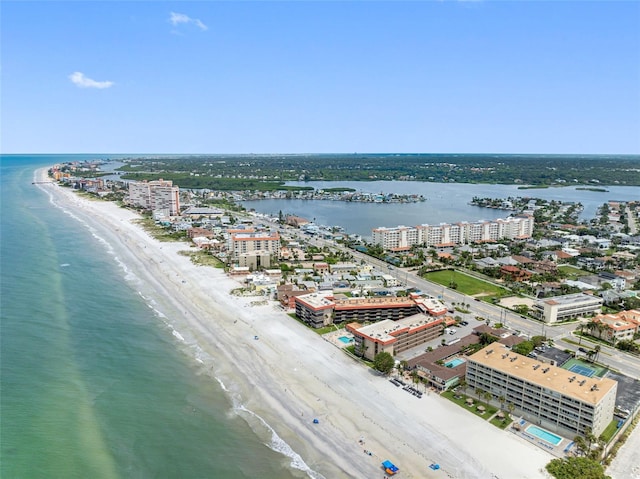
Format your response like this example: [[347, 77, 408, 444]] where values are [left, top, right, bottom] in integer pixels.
[[37, 168, 553, 479]]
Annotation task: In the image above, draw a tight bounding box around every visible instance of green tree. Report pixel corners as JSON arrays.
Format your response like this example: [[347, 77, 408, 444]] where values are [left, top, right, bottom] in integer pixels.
[[545, 457, 610, 479], [373, 352, 395, 375]]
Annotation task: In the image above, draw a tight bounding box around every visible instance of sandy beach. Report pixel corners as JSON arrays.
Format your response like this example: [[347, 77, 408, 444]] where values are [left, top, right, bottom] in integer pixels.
[[37, 168, 554, 479]]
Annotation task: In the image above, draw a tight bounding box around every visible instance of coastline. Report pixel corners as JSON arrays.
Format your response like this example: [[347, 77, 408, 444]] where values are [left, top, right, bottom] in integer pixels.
[[35, 168, 552, 479]]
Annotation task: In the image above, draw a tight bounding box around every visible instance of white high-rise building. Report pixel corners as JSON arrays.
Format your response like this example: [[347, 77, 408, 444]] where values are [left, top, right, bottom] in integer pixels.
[[372, 214, 534, 250]]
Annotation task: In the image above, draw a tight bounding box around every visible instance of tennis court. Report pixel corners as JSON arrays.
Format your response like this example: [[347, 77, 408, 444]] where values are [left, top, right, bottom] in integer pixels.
[[561, 357, 608, 378], [567, 364, 596, 377]]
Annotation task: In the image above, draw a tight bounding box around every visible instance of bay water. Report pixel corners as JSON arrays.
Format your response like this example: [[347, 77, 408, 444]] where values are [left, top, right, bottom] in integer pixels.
[[0, 155, 303, 479], [243, 180, 640, 239]]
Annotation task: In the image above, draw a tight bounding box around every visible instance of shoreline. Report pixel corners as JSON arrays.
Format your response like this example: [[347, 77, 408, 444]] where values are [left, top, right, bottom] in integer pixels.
[[35, 167, 552, 479]]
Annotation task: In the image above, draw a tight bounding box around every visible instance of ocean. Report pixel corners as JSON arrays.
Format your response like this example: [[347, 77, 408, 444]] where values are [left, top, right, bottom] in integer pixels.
[[0, 155, 304, 479]]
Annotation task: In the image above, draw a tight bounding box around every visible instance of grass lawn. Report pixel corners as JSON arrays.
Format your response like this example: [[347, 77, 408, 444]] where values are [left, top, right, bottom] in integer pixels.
[[490, 413, 513, 429], [600, 419, 620, 443], [441, 390, 498, 419], [423, 270, 508, 297], [287, 313, 345, 335], [558, 264, 590, 279]]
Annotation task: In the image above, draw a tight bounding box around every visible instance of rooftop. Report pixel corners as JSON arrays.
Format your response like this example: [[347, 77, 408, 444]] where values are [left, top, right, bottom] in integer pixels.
[[539, 292, 602, 306], [468, 344, 617, 404], [347, 313, 444, 345]]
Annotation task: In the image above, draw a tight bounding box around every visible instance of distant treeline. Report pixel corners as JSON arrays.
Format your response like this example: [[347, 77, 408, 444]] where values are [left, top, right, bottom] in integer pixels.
[[116, 154, 640, 188]]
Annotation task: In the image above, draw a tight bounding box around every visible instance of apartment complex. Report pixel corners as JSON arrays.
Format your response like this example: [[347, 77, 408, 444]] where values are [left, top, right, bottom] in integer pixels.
[[532, 293, 603, 323], [346, 313, 445, 360], [372, 214, 534, 250], [294, 294, 420, 328], [466, 344, 617, 438], [230, 231, 280, 260], [128, 179, 180, 216], [592, 310, 640, 344]]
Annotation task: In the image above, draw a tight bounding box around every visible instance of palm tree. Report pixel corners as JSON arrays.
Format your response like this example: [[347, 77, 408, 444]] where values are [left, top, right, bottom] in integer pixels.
[[583, 426, 596, 451], [411, 370, 420, 390], [593, 345, 601, 363], [577, 323, 586, 345], [459, 378, 468, 395], [499, 395, 506, 410], [573, 435, 587, 456]]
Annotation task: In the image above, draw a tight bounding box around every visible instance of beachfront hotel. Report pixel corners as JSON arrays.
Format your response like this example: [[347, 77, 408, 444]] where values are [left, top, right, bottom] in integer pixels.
[[346, 313, 445, 361], [371, 214, 534, 250], [465, 344, 617, 438], [127, 179, 180, 216], [531, 293, 603, 323]]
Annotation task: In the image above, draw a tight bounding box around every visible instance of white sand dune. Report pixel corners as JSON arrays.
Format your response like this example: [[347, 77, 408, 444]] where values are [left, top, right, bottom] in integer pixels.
[[38, 168, 553, 479]]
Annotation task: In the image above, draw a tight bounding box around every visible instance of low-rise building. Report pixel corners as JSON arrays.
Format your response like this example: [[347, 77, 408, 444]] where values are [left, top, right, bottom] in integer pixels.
[[531, 293, 603, 323], [592, 310, 640, 344], [407, 335, 480, 390], [466, 344, 617, 438]]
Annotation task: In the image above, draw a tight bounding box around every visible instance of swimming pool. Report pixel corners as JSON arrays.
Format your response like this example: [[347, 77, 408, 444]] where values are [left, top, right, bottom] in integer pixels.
[[338, 336, 353, 344], [526, 425, 562, 446], [444, 358, 466, 368]]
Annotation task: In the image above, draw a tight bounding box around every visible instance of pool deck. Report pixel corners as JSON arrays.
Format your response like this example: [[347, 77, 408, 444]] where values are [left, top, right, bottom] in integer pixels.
[[510, 419, 573, 458], [323, 329, 355, 349]]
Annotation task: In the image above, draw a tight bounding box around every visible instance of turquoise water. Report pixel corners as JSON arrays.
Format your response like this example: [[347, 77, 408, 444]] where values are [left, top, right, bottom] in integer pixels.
[[0, 155, 304, 479], [444, 358, 465, 368], [525, 425, 562, 446], [338, 336, 353, 344]]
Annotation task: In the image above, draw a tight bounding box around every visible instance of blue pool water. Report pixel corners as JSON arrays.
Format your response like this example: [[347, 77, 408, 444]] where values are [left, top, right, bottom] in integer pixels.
[[526, 425, 562, 446], [444, 358, 465, 368], [338, 336, 353, 344]]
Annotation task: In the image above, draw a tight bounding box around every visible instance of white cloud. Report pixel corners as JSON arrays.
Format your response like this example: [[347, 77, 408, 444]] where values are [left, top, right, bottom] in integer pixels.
[[169, 11, 208, 31], [69, 72, 114, 89]]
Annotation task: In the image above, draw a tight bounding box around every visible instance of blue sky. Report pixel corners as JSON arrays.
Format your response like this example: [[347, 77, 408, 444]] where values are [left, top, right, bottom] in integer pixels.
[[2, 1, 639, 154]]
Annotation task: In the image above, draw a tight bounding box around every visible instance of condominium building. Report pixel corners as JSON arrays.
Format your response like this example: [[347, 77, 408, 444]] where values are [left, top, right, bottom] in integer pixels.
[[372, 214, 534, 250], [230, 231, 280, 260], [531, 293, 603, 323], [346, 313, 445, 360], [466, 344, 617, 438], [294, 292, 336, 328], [238, 251, 272, 270], [128, 179, 180, 216], [294, 294, 420, 328]]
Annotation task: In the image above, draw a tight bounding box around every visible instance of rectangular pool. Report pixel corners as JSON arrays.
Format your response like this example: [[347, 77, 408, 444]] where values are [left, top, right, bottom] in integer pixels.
[[444, 358, 466, 368], [338, 336, 353, 344], [526, 425, 562, 446]]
